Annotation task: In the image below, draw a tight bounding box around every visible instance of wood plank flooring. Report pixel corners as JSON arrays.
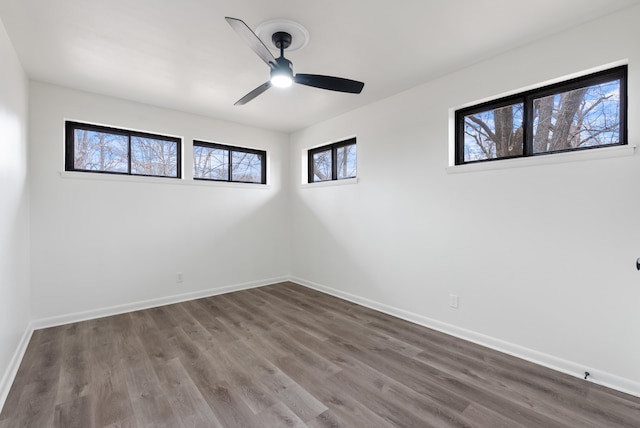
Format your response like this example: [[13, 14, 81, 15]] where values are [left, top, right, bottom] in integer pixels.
[[1, 282, 638, 427]]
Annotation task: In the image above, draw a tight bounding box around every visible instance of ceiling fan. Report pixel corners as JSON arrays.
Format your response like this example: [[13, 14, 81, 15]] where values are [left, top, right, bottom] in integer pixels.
[[225, 17, 365, 105]]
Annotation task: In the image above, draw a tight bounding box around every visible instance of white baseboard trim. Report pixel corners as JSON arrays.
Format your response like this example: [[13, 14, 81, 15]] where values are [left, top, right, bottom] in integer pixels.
[[30, 276, 289, 330], [290, 276, 640, 399], [0, 325, 34, 413], [4, 274, 637, 415]]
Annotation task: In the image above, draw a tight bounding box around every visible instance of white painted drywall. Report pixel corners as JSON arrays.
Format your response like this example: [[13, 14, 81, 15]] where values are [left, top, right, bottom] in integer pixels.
[[29, 82, 290, 320], [0, 16, 30, 403], [289, 5, 640, 391]]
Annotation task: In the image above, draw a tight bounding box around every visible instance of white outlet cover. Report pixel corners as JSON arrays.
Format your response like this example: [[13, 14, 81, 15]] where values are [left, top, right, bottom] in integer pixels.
[[449, 294, 459, 308]]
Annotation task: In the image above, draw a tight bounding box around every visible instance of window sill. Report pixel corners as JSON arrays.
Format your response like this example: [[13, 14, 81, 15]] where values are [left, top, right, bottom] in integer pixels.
[[59, 171, 271, 189], [300, 177, 359, 188], [446, 145, 636, 174]]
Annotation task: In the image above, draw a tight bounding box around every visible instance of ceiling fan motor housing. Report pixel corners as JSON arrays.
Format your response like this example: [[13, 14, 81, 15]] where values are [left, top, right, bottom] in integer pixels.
[[272, 31, 292, 50], [271, 32, 294, 84]]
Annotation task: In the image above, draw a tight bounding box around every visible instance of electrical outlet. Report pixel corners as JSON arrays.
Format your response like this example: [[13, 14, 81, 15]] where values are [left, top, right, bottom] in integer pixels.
[[449, 294, 459, 309], [176, 272, 183, 283]]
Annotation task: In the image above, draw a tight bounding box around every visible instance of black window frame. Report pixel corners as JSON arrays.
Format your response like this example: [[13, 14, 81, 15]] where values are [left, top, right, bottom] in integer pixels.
[[65, 121, 182, 178], [193, 140, 267, 184], [308, 137, 357, 183], [455, 65, 627, 165]]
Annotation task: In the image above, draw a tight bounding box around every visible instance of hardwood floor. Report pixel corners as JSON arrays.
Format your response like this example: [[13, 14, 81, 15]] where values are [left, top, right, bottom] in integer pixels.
[[1, 282, 638, 427]]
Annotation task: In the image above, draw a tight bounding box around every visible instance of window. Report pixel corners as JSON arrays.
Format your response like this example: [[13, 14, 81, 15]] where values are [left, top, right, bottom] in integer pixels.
[[65, 121, 181, 178], [193, 141, 266, 184], [308, 138, 357, 183], [455, 66, 627, 165]]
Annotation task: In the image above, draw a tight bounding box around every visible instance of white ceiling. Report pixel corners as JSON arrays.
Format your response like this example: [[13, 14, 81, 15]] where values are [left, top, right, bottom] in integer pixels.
[[1, 0, 638, 133]]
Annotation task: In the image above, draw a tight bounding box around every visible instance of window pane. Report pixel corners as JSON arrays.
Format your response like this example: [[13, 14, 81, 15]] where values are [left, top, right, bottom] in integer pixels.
[[532, 79, 620, 153], [131, 137, 178, 177], [312, 149, 332, 182], [193, 146, 228, 180], [463, 103, 524, 162], [336, 143, 356, 179], [73, 129, 128, 172], [231, 151, 263, 183]]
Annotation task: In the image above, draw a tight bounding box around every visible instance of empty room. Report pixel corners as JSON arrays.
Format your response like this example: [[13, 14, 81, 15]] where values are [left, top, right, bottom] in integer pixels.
[[1, 0, 639, 426]]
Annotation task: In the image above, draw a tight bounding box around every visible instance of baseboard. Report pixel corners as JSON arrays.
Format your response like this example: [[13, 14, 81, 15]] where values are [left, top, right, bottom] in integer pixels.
[[5, 274, 637, 412], [290, 276, 640, 399], [0, 324, 34, 413], [30, 276, 289, 330]]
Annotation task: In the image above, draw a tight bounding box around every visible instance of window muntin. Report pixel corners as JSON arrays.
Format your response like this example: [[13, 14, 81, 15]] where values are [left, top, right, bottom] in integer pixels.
[[65, 121, 181, 178], [308, 138, 357, 183], [193, 141, 266, 184], [455, 66, 626, 165]]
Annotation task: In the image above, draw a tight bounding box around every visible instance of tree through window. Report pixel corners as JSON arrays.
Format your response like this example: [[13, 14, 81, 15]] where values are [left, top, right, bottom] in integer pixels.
[[65, 121, 181, 178], [193, 141, 266, 184], [455, 66, 626, 165], [308, 138, 357, 183]]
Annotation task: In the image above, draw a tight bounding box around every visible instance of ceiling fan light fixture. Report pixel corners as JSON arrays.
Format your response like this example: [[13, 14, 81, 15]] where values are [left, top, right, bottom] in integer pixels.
[[270, 57, 294, 88], [271, 72, 293, 88]]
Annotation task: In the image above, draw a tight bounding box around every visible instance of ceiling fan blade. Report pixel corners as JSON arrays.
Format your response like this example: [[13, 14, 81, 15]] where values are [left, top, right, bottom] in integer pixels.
[[234, 81, 272, 106], [225, 17, 276, 69], [294, 74, 364, 94]]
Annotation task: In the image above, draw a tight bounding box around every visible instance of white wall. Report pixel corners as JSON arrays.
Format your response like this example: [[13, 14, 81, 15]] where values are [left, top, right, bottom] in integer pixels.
[[29, 82, 290, 322], [0, 17, 30, 404], [289, 5, 640, 394]]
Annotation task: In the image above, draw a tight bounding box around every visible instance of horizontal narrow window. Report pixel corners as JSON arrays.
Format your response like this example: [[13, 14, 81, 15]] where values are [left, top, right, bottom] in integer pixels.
[[308, 137, 357, 183], [455, 65, 627, 165], [193, 141, 266, 184], [65, 121, 181, 178]]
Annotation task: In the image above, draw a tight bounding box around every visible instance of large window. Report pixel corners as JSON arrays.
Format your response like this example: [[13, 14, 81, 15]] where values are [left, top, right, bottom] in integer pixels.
[[308, 138, 357, 183], [65, 121, 181, 178], [193, 141, 266, 184], [455, 66, 627, 165]]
